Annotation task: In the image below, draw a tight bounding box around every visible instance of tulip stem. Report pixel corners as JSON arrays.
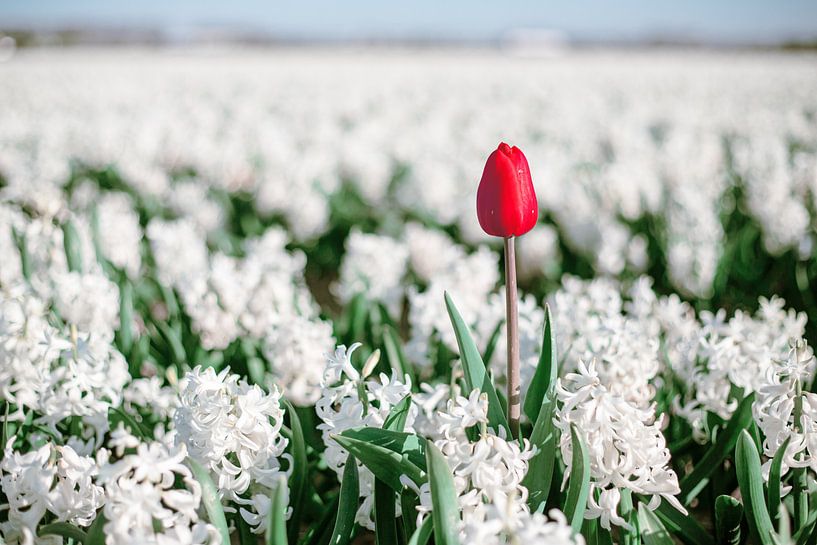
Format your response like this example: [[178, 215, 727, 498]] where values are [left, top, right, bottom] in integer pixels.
[[504, 236, 520, 439]]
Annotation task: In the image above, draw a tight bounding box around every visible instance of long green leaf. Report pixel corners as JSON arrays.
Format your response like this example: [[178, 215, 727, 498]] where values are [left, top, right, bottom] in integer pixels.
[[523, 304, 557, 422], [715, 495, 743, 545], [523, 395, 559, 513], [564, 425, 591, 532], [186, 457, 230, 545], [425, 441, 461, 545], [481, 318, 504, 365], [282, 399, 307, 545], [374, 478, 398, 545], [38, 523, 88, 543], [332, 434, 425, 491], [373, 398, 408, 545], [637, 504, 673, 545], [118, 280, 134, 354], [680, 393, 755, 505], [383, 325, 417, 391], [400, 490, 419, 539], [267, 475, 289, 545], [12, 226, 31, 281], [383, 395, 412, 432], [768, 436, 791, 529], [62, 220, 83, 273], [108, 406, 151, 440], [649, 497, 714, 545], [338, 427, 427, 470], [85, 512, 106, 545], [444, 292, 509, 435], [407, 516, 433, 545], [329, 455, 360, 545], [735, 430, 775, 545]]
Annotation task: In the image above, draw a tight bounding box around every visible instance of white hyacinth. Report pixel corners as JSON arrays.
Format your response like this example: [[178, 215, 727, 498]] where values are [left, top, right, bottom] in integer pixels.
[[336, 230, 409, 316], [174, 366, 290, 534], [0, 440, 104, 541], [262, 315, 336, 406], [51, 269, 120, 341], [557, 360, 685, 529], [462, 496, 583, 545], [98, 441, 221, 545], [316, 343, 415, 529], [414, 390, 535, 526], [754, 339, 817, 480]]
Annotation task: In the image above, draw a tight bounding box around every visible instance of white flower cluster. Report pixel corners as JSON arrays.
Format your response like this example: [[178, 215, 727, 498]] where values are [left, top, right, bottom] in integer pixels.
[[0, 440, 104, 542], [316, 344, 415, 529], [754, 339, 817, 480], [406, 247, 499, 365], [146, 221, 333, 404], [673, 296, 808, 437], [462, 496, 582, 545], [0, 284, 129, 448], [94, 191, 143, 278], [550, 276, 660, 407], [336, 230, 409, 316], [557, 360, 686, 529], [97, 441, 221, 545], [476, 292, 546, 399], [413, 390, 536, 526], [174, 366, 290, 535], [51, 270, 120, 341]]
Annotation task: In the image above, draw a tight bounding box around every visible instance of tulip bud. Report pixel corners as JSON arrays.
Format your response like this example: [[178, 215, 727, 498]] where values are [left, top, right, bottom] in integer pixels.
[[476, 142, 538, 238]]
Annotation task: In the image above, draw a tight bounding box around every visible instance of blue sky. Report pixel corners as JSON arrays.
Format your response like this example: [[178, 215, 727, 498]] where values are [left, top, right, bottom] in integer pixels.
[[2, 0, 816, 43]]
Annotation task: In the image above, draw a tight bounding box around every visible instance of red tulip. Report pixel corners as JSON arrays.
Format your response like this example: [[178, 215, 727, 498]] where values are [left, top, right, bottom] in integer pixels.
[[476, 142, 538, 238]]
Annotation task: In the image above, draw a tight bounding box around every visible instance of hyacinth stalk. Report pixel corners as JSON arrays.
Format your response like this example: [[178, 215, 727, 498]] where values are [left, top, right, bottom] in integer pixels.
[[476, 143, 539, 437]]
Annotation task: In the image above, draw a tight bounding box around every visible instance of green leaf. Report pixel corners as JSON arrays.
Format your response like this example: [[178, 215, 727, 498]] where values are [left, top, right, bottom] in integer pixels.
[[38, 522, 88, 543], [267, 475, 289, 545], [564, 425, 591, 533], [62, 220, 84, 273], [680, 393, 755, 505], [118, 280, 135, 354], [338, 427, 427, 470], [187, 457, 230, 545], [735, 430, 776, 545], [425, 441, 461, 545], [523, 394, 559, 513], [373, 396, 407, 545], [715, 495, 743, 545], [383, 325, 417, 391], [649, 497, 714, 545], [637, 504, 673, 545], [86, 512, 106, 545], [407, 516, 433, 545], [374, 478, 398, 545], [383, 395, 412, 432], [299, 494, 339, 545], [11, 226, 31, 281], [481, 318, 504, 365], [523, 304, 557, 423], [444, 292, 509, 435], [329, 455, 360, 545], [768, 436, 791, 529], [332, 433, 425, 491], [400, 489, 419, 539], [108, 406, 151, 440], [282, 400, 308, 545]]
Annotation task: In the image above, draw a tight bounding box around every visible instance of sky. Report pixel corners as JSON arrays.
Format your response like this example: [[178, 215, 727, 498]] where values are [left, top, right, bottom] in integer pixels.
[[1, 0, 816, 44]]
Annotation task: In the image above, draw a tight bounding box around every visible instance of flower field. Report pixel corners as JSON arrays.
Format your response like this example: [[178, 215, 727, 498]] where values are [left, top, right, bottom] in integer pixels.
[[1, 48, 816, 544]]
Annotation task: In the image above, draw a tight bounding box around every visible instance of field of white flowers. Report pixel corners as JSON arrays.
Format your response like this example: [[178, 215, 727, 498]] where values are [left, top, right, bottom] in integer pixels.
[[1, 48, 816, 545]]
